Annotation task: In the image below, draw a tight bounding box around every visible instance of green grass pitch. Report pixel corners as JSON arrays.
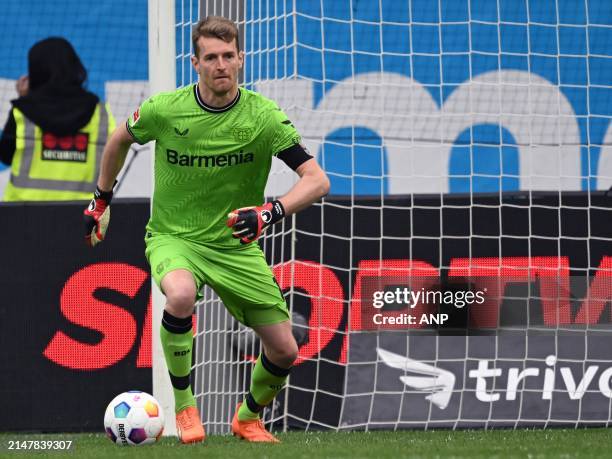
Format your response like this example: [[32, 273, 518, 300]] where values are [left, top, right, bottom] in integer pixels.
[[1, 429, 611, 458]]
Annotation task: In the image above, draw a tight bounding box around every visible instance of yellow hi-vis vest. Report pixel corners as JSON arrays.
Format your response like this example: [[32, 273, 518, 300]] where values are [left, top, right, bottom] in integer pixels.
[[4, 103, 115, 201]]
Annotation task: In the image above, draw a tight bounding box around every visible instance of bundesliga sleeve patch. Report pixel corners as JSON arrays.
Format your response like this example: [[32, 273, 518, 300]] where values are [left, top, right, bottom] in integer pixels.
[[131, 108, 140, 125], [125, 103, 152, 145]]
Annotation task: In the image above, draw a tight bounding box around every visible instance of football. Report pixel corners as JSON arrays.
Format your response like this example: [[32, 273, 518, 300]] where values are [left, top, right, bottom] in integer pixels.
[[103, 391, 164, 446]]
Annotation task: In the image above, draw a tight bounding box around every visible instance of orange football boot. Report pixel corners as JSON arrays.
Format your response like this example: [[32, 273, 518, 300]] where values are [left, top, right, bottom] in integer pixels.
[[231, 403, 280, 443], [175, 406, 206, 444]]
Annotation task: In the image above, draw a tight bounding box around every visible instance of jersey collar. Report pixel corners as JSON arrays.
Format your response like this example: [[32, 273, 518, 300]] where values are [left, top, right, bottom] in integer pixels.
[[193, 84, 241, 113]]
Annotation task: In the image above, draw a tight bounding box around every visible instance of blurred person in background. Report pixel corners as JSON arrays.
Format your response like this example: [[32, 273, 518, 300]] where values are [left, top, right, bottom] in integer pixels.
[[0, 37, 114, 201]]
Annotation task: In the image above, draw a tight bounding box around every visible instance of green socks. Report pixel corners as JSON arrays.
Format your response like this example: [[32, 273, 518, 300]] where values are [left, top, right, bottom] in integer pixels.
[[161, 313, 291, 419], [238, 353, 291, 421], [160, 310, 195, 413]]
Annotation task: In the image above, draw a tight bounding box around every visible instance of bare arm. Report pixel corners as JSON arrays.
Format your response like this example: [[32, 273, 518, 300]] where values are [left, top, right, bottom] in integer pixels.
[[97, 122, 135, 192], [277, 158, 330, 215], [84, 122, 134, 247]]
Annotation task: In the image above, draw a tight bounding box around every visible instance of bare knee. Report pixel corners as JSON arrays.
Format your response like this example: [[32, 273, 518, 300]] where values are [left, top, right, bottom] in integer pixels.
[[254, 321, 299, 368], [161, 270, 197, 318], [165, 290, 196, 317], [265, 338, 298, 369]]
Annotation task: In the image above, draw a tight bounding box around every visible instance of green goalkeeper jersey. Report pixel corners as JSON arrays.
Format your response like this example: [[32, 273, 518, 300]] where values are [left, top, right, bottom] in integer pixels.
[[127, 85, 301, 248]]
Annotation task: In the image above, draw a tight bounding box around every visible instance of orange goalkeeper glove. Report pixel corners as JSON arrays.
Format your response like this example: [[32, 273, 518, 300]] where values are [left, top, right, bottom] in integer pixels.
[[226, 200, 285, 244], [83, 186, 113, 247]]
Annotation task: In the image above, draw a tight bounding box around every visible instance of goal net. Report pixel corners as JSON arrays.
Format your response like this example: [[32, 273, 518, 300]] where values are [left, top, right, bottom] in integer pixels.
[[158, 0, 612, 433]]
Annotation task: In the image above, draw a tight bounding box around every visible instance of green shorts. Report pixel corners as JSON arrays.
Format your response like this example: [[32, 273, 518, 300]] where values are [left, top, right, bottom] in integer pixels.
[[146, 234, 289, 327]]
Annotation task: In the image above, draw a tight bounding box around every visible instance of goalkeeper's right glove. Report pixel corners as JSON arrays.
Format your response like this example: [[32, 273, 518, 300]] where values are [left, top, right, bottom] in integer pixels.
[[84, 186, 113, 247]]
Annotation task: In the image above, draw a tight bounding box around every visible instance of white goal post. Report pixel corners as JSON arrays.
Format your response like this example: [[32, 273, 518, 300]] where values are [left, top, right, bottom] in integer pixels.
[[148, 0, 178, 436]]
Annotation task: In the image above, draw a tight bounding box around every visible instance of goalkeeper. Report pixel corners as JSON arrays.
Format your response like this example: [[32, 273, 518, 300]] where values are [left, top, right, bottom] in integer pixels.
[[84, 16, 329, 444]]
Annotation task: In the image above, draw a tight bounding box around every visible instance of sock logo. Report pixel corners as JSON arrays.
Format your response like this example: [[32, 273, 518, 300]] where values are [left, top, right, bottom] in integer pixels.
[[269, 384, 284, 391], [174, 350, 190, 357]]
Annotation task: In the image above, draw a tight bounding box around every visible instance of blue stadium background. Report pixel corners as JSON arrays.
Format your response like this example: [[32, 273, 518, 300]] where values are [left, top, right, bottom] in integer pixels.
[[1, 0, 610, 193]]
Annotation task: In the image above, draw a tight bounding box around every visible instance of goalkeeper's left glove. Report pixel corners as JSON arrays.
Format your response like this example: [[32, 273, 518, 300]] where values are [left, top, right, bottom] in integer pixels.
[[83, 185, 114, 247], [226, 200, 285, 244]]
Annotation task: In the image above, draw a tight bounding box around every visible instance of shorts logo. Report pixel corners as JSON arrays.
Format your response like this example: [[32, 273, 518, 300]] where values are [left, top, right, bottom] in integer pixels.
[[156, 257, 171, 275], [233, 127, 253, 143]]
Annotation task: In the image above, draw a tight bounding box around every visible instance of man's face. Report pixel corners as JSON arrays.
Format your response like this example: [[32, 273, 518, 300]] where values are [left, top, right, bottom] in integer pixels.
[[191, 36, 243, 98]]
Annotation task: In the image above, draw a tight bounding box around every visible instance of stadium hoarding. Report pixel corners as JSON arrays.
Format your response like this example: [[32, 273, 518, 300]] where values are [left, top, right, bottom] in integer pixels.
[[342, 330, 612, 429], [0, 199, 152, 432], [0, 192, 610, 432], [282, 191, 612, 429]]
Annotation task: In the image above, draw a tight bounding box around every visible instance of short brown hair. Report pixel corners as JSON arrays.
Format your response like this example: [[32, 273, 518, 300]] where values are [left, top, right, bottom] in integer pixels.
[[192, 16, 240, 56]]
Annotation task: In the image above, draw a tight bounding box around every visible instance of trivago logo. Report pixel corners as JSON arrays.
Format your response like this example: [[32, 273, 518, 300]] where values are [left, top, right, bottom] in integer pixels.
[[378, 347, 612, 409], [376, 348, 455, 409]]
